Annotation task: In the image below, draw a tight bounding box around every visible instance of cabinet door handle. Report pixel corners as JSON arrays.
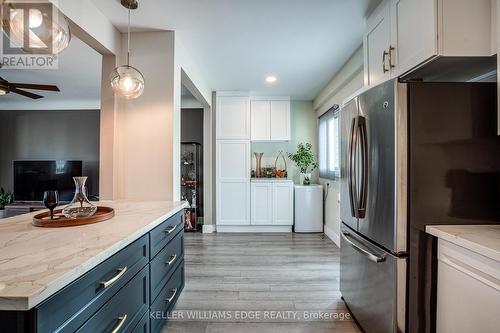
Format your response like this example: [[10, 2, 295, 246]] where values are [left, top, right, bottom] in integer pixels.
[[165, 288, 178, 303], [164, 224, 178, 234], [388, 46, 395, 68], [110, 314, 127, 333], [165, 254, 177, 266], [382, 50, 389, 73], [100, 266, 127, 289]]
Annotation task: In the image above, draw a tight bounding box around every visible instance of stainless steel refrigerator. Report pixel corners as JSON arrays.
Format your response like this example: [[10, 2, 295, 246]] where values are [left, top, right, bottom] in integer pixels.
[[339, 79, 500, 333]]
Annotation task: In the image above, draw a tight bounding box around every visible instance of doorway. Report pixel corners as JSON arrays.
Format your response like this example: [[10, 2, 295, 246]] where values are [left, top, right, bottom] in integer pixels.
[[180, 84, 205, 232]]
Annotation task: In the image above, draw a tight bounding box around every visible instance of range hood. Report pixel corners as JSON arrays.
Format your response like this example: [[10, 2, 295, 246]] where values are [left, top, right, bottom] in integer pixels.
[[399, 55, 497, 82]]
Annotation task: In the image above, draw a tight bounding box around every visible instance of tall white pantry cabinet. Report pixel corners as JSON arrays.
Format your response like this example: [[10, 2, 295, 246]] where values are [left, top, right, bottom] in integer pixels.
[[215, 94, 251, 227]]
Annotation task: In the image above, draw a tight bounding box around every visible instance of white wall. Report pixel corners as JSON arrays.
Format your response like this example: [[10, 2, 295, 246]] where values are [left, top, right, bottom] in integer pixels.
[[114, 31, 176, 201], [313, 46, 364, 246]]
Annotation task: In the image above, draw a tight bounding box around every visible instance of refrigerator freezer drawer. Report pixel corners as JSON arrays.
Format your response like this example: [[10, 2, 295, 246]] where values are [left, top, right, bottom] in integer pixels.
[[340, 224, 406, 333]]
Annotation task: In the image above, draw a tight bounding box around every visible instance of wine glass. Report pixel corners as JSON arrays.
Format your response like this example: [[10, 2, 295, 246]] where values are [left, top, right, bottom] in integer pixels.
[[43, 190, 59, 220]]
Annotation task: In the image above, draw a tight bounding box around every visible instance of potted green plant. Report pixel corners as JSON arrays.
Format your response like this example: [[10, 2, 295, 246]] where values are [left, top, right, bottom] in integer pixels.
[[0, 188, 13, 219], [288, 143, 318, 185]]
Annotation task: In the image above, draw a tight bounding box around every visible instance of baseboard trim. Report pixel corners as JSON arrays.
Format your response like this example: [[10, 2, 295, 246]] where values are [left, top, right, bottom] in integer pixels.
[[216, 225, 292, 233], [202, 224, 216, 233], [324, 224, 341, 248]]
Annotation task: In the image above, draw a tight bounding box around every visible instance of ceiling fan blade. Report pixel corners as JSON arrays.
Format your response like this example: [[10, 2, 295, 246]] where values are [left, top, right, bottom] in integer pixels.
[[10, 83, 60, 91], [11, 88, 44, 99]]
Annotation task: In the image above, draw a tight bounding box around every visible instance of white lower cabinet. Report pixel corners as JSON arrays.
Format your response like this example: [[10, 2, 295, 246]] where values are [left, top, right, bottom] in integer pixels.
[[251, 182, 273, 225], [436, 240, 500, 333], [217, 181, 250, 225], [250, 181, 293, 226]]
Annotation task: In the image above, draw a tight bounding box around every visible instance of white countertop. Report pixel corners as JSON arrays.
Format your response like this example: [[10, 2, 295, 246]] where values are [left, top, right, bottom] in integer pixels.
[[251, 178, 293, 182], [426, 225, 500, 262], [0, 200, 187, 311]]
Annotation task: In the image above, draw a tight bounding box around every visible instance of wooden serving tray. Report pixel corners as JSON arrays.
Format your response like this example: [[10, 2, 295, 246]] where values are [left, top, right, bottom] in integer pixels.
[[32, 206, 115, 228]]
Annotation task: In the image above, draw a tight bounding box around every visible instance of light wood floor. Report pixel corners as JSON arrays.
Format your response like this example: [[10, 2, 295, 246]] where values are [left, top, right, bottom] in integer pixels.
[[163, 233, 361, 333]]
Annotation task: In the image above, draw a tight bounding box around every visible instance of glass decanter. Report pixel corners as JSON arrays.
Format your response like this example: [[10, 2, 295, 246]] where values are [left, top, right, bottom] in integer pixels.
[[62, 177, 97, 218]]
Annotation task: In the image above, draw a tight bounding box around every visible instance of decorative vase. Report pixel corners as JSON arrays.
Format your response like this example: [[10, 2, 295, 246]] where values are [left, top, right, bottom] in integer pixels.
[[274, 151, 287, 178], [300, 173, 312, 185], [62, 177, 97, 218], [254, 152, 264, 177]]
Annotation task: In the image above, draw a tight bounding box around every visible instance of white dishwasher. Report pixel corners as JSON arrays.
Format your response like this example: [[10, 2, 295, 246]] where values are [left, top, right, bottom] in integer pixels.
[[294, 185, 323, 233]]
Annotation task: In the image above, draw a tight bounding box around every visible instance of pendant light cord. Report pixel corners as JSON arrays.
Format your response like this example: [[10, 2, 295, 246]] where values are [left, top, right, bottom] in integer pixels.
[[127, 6, 131, 66]]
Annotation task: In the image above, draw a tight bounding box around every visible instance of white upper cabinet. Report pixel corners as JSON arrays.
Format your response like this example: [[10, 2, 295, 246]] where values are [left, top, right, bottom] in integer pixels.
[[364, 0, 494, 87], [250, 99, 291, 141], [364, 1, 391, 87], [270, 101, 291, 141], [250, 101, 271, 141], [216, 96, 250, 140], [390, 0, 437, 78]]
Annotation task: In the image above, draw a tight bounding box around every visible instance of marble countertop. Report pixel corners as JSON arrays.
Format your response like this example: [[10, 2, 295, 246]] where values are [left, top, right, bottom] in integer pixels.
[[0, 200, 187, 311], [426, 225, 500, 262]]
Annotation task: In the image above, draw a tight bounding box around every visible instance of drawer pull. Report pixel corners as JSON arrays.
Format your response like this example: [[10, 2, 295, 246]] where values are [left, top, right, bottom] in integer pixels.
[[165, 288, 178, 303], [100, 266, 127, 288], [110, 314, 127, 333], [165, 254, 178, 266], [164, 224, 178, 234]]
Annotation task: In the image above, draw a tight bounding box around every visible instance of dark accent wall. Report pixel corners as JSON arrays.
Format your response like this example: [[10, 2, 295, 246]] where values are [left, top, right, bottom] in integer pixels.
[[181, 109, 203, 144], [0, 110, 100, 199]]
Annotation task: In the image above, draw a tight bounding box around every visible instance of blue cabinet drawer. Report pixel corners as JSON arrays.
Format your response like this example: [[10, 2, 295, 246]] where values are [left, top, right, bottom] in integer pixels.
[[76, 265, 149, 333], [150, 230, 184, 303], [131, 311, 150, 333], [150, 261, 185, 333], [150, 211, 183, 258], [36, 235, 149, 333]]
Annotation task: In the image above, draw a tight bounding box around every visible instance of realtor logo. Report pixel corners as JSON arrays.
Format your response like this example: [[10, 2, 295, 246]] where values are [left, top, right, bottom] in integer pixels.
[[0, 0, 59, 69]]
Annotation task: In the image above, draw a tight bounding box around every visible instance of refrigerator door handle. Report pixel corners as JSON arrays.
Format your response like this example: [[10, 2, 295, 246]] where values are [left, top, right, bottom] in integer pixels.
[[341, 230, 386, 263], [357, 116, 368, 219], [348, 117, 358, 218]]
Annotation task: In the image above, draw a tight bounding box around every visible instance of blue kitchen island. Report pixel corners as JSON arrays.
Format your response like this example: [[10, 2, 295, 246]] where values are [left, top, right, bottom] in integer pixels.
[[0, 200, 187, 333]]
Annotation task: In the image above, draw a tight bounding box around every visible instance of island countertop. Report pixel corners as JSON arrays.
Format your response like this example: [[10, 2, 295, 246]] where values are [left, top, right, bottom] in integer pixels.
[[426, 224, 500, 262], [0, 200, 187, 311]]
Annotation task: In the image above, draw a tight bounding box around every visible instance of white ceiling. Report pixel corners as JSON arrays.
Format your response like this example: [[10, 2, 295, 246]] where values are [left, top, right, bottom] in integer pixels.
[[93, 0, 374, 100], [0, 36, 102, 110]]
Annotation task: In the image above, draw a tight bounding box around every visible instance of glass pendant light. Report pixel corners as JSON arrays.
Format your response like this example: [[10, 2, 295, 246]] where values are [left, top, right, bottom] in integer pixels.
[[110, 0, 145, 99], [6, 5, 71, 54]]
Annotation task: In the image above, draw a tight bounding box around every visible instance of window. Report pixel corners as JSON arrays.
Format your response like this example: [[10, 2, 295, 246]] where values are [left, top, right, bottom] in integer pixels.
[[318, 105, 340, 179]]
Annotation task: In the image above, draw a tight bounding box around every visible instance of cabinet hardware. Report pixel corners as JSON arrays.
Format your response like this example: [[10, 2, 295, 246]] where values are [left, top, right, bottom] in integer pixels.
[[165, 288, 178, 303], [100, 266, 127, 288], [164, 224, 178, 234], [165, 254, 177, 266], [388, 46, 395, 68], [110, 314, 127, 333], [382, 50, 389, 73]]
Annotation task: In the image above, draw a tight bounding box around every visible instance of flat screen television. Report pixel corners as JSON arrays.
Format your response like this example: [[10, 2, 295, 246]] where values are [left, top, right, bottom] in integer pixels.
[[13, 160, 83, 202]]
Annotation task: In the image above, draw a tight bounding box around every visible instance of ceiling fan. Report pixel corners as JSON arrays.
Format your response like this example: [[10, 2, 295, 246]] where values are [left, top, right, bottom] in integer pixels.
[[0, 76, 60, 99]]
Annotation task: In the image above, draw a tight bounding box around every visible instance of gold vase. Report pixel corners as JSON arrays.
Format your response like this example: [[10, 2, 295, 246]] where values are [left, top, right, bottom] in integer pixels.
[[254, 152, 263, 177]]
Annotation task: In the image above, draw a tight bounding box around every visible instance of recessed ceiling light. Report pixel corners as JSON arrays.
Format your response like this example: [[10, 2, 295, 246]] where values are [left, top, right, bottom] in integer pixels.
[[266, 76, 277, 83]]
